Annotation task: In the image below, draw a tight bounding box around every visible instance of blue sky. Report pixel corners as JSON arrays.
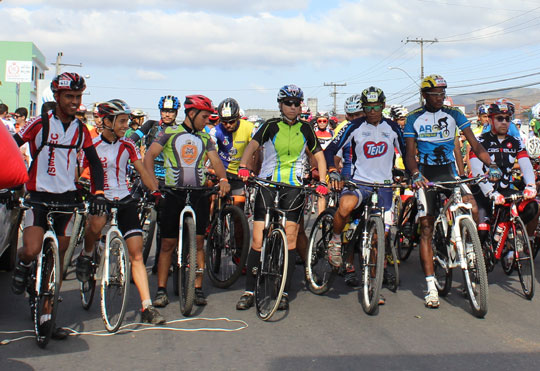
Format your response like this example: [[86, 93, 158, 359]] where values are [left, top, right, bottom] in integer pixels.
[[2, 0, 540, 119]]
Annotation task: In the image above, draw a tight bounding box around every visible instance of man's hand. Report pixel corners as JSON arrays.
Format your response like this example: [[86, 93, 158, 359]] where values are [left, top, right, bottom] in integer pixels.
[[315, 182, 328, 196], [238, 167, 250, 182], [490, 191, 505, 205], [487, 163, 502, 182], [328, 170, 342, 191], [412, 171, 428, 189], [90, 194, 108, 215], [524, 184, 537, 200], [218, 179, 231, 197], [151, 190, 163, 206]]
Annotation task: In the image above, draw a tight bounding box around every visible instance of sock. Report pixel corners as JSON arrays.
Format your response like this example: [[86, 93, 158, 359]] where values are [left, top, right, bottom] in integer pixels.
[[157, 286, 167, 294], [426, 276, 436, 292], [331, 232, 341, 242], [284, 250, 296, 293], [142, 299, 152, 309], [245, 249, 261, 293], [82, 249, 93, 257]]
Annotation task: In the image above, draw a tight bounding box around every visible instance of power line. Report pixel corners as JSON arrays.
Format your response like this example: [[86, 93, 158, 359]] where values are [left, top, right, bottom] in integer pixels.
[[451, 81, 540, 96]]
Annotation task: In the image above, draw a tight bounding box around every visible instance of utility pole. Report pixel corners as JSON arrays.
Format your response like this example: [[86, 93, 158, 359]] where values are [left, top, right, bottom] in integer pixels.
[[51, 52, 83, 76], [403, 38, 438, 105], [324, 82, 346, 115]]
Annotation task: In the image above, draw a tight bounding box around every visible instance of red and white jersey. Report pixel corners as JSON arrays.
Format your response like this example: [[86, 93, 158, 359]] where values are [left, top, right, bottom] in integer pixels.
[[84, 135, 141, 200], [17, 112, 93, 193]]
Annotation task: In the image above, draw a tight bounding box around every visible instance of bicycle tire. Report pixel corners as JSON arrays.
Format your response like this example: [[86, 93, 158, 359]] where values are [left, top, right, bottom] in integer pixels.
[[396, 197, 416, 261], [63, 211, 85, 279], [34, 238, 61, 348], [256, 227, 288, 321], [360, 216, 385, 315], [80, 247, 99, 310], [0, 207, 24, 271], [305, 208, 337, 295], [101, 234, 130, 332], [482, 238, 496, 274], [386, 228, 400, 292], [178, 214, 197, 316], [460, 218, 488, 318], [433, 221, 452, 296], [206, 205, 250, 288], [141, 208, 157, 265], [303, 193, 315, 228], [513, 217, 535, 300], [501, 236, 515, 275]]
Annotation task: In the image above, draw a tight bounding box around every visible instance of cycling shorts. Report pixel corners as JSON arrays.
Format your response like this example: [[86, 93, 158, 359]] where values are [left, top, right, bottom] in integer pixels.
[[159, 189, 209, 238], [253, 186, 304, 224], [226, 173, 245, 196], [341, 184, 393, 226], [104, 197, 142, 240], [24, 191, 79, 237]]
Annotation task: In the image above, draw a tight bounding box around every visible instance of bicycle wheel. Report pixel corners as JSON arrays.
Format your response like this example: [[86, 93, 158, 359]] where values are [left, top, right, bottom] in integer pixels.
[[80, 248, 98, 310], [178, 214, 197, 316], [460, 218, 488, 318], [62, 211, 84, 278], [303, 193, 315, 227], [513, 217, 535, 300], [360, 216, 385, 315], [142, 208, 157, 265], [501, 236, 515, 275], [101, 234, 130, 332], [255, 227, 288, 321], [34, 238, 61, 348], [305, 208, 336, 295], [386, 228, 400, 292], [433, 221, 452, 296], [396, 197, 416, 261], [206, 205, 249, 288]]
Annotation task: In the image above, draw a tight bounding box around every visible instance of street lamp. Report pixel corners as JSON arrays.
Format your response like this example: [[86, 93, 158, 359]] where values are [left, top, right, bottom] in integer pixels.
[[388, 66, 422, 106]]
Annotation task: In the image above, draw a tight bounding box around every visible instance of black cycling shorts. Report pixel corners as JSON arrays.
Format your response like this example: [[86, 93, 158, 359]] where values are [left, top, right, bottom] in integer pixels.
[[253, 185, 304, 224], [159, 189, 210, 238], [105, 197, 142, 240], [24, 191, 79, 237]]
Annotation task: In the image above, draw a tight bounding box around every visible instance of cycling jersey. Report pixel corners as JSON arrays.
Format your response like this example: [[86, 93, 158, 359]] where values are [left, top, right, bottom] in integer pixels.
[[129, 119, 168, 178], [84, 135, 141, 200], [314, 127, 334, 149], [333, 122, 353, 179], [156, 123, 215, 187], [214, 119, 254, 175], [325, 118, 405, 183], [16, 112, 94, 193], [404, 106, 470, 165], [253, 118, 321, 186]]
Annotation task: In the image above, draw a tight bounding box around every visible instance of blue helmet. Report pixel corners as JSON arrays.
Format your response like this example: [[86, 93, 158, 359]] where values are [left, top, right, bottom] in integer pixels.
[[277, 84, 304, 102], [477, 104, 490, 115], [158, 95, 180, 110]]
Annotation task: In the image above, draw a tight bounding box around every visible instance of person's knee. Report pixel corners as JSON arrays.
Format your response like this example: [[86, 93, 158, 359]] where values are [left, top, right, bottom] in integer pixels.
[[419, 216, 434, 238], [160, 239, 176, 254]]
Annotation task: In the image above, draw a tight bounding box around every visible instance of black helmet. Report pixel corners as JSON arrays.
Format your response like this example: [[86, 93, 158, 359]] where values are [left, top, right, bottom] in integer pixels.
[[361, 86, 386, 105], [217, 98, 240, 122]]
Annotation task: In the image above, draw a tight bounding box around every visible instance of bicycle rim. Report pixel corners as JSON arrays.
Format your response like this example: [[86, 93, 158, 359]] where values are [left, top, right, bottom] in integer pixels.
[[101, 235, 130, 332], [461, 218, 488, 318], [396, 198, 416, 261], [34, 239, 61, 348], [305, 209, 336, 295], [178, 215, 196, 316], [256, 228, 288, 321], [514, 218, 535, 300], [361, 217, 385, 315]]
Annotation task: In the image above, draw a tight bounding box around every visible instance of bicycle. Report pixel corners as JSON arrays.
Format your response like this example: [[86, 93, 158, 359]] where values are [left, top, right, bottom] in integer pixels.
[[249, 177, 314, 321], [22, 198, 85, 348], [79, 197, 132, 332], [306, 180, 397, 314], [481, 194, 535, 300], [430, 176, 489, 318]]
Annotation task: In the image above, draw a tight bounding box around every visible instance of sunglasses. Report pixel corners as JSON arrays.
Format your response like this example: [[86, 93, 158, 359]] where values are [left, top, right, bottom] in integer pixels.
[[494, 115, 510, 122], [222, 119, 237, 124], [161, 109, 177, 114], [282, 100, 301, 107], [424, 92, 446, 98], [363, 105, 383, 112], [317, 119, 328, 124]]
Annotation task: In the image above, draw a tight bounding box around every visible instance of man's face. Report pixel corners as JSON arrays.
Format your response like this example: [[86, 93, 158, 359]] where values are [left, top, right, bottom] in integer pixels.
[[55, 90, 83, 117], [396, 117, 406, 128], [279, 99, 302, 121], [490, 114, 510, 136], [221, 118, 239, 133], [316, 117, 328, 130], [478, 113, 489, 124], [345, 112, 364, 121], [110, 114, 130, 137], [363, 102, 384, 124], [14, 113, 26, 126], [131, 116, 144, 128], [93, 114, 103, 130], [160, 109, 177, 125], [422, 87, 445, 111], [192, 111, 211, 131]]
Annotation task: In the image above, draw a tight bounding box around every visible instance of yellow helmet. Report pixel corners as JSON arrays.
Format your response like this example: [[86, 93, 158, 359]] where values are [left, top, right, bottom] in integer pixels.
[[421, 74, 447, 90]]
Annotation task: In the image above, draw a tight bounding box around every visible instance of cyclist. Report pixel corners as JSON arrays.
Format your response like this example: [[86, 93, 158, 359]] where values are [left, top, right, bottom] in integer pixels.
[[11, 72, 105, 339], [125, 109, 146, 139], [92, 103, 104, 133], [481, 99, 521, 140], [76, 99, 165, 324], [205, 108, 219, 145], [314, 113, 334, 150], [390, 104, 408, 130], [531, 103, 540, 137], [474, 104, 490, 137], [236, 84, 328, 311], [144, 94, 230, 307], [470, 102, 539, 265], [325, 87, 405, 298], [404, 74, 501, 309]]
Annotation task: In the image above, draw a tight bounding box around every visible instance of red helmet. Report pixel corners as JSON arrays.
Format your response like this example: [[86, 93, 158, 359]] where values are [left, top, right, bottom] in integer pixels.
[[209, 109, 219, 123], [184, 95, 214, 112], [51, 72, 86, 93]]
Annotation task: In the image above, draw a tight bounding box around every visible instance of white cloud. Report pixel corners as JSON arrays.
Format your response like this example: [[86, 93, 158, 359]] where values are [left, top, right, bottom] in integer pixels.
[[135, 69, 166, 81]]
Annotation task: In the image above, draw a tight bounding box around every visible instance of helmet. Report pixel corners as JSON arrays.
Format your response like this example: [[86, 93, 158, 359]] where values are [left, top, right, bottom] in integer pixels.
[[344, 94, 363, 114], [421, 74, 447, 90], [77, 104, 87, 113], [158, 95, 180, 110], [527, 136, 540, 158], [478, 104, 490, 115], [277, 84, 304, 102], [51, 72, 86, 93], [130, 109, 145, 118], [209, 109, 220, 123], [512, 118, 522, 126], [360, 86, 386, 104], [217, 98, 240, 121], [390, 104, 408, 119], [531, 103, 540, 120], [97, 99, 131, 118], [184, 95, 214, 112], [488, 102, 515, 116]]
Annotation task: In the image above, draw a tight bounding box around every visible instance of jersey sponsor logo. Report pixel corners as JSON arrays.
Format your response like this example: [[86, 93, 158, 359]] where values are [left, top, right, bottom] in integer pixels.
[[229, 147, 238, 156], [507, 142, 512, 149], [180, 140, 198, 165], [100, 156, 110, 190], [47, 133, 59, 176], [364, 141, 388, 158], [222, 137, 230, 146]]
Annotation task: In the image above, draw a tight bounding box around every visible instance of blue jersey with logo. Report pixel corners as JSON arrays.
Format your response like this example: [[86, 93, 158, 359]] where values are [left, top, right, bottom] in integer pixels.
[[404, 106, 470, 166], [214, 119, 254, 175], [325, 117, 405, 183]]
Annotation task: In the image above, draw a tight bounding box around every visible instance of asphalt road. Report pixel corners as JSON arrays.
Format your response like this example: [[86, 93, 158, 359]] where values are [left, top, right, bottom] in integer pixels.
[[2, 237, 540, 370]]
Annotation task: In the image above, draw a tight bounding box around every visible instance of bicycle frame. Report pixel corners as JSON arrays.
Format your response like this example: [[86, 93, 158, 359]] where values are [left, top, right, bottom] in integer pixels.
[[489, 196, 523, 261], [178, 201, 197, 268], [102, 206, 124, 286]]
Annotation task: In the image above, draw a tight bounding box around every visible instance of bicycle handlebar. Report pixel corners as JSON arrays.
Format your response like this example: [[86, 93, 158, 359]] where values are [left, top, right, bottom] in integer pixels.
[[248, 177, 316, 192], [425, 175, 486, 189]]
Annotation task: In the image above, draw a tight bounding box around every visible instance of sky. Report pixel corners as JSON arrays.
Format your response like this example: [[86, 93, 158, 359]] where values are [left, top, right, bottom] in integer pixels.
[[2, 0, 540, 119]]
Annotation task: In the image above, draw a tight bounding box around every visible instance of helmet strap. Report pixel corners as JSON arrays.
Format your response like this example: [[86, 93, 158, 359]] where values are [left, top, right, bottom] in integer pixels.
[[103, 116, 119, 140]]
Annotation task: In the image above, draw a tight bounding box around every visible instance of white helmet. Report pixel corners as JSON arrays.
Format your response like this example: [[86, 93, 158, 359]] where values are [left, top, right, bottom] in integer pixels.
[[527, 136, 540, 158], [532, 103, 540, 120], [344, 94, 362, 114]]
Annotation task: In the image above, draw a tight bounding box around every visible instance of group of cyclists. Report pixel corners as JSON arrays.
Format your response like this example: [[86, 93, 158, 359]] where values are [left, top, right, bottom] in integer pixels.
[[3, 70, 540, 341]]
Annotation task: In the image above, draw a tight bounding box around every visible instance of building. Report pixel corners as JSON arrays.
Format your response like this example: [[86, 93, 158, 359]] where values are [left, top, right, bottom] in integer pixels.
[[0, 41, 48, 116]]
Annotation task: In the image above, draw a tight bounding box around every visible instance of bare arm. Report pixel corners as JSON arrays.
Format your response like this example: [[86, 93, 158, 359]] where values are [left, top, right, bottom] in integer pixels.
[[207, 150, 231, 197], [132, 159, 158, 192], [454, 136, 465, 177], [463, 127, 492, 167]]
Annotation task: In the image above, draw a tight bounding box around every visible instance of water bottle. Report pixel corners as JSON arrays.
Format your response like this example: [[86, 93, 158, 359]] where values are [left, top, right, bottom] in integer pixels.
[[345, 219, 360, 242], [494, 224, 506, 259], [493, 224, 505, 242]]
